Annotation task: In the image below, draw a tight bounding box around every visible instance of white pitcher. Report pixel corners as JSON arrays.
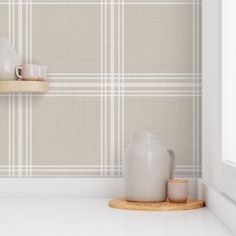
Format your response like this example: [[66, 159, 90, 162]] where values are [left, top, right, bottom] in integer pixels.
[[0, 38, 20, 80], [124, 132, 175, 202]]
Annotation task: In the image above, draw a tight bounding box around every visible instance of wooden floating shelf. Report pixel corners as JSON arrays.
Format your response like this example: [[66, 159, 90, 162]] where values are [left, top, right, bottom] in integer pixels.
[[0, 80, 49, 93], [109, 198, 205, 211]]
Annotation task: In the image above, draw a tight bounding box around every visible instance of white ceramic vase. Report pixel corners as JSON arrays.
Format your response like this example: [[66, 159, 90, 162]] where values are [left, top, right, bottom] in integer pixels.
[[0, 38, 20, 80], [124, 132, 175, 202]]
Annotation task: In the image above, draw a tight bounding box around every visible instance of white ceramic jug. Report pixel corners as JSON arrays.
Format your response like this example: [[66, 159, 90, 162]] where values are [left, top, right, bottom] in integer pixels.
[[124, 132, 175, 202], [0, 38, 20, 80]]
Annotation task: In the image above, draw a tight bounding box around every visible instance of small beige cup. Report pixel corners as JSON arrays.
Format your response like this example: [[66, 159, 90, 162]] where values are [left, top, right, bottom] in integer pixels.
[[15, 64, 47, 81], [167, 179, 188, 203], [15, 64, 40, 80]]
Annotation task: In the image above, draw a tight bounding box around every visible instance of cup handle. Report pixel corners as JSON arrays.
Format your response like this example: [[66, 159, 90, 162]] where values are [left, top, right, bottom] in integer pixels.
[[168, 149, 175, 179], [15, 66, 23, 79]]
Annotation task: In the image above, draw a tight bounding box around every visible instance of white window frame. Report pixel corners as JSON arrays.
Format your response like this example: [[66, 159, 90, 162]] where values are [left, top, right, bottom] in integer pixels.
[[203, 0, 236, 202], [219, 0, 236, 201]]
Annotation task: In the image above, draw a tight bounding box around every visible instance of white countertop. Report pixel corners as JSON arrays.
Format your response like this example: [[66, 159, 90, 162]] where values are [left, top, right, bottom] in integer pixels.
[[0, 199, 232, 236]]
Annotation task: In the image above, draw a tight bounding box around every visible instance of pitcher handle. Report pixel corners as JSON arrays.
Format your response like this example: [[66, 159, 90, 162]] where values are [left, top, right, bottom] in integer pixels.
[[168, 149, 175, 179], [15, 65, 23, 79]]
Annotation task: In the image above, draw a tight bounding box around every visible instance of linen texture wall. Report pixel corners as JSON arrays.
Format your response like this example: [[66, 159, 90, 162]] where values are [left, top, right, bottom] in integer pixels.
[[0, 0, 201, 177]]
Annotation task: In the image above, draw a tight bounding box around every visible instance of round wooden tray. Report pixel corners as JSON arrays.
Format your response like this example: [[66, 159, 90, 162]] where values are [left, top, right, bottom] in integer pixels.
[[109, 198, 205, 211], [0, 80, 49, 93]]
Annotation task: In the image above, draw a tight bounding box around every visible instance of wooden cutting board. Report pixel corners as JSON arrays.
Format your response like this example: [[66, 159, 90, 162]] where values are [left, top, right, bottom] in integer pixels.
[[109, 198, 205, 211]]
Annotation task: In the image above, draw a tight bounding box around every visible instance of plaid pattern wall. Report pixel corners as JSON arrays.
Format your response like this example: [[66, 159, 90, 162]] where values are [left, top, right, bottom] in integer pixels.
[[0, 0, 201, 177]]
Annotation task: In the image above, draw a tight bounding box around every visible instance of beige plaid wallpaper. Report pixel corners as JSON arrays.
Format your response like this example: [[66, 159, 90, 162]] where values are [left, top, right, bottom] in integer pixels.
[[0, 0, 201, 177]]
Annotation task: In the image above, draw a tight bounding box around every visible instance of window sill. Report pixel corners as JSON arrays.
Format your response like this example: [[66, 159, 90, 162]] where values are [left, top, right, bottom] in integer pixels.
[[198, 178, 236, 235]]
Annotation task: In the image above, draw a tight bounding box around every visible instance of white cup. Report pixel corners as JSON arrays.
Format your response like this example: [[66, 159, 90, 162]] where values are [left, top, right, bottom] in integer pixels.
[[15, 64, 47, 81]]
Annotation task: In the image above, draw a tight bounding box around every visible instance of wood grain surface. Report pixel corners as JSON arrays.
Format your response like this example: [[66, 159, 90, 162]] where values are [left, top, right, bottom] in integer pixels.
[[0, 81, 49, 93], [109, 198, 205, 211]]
